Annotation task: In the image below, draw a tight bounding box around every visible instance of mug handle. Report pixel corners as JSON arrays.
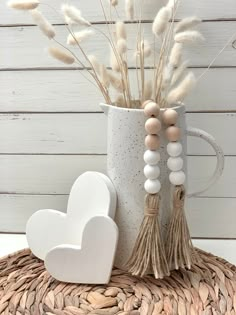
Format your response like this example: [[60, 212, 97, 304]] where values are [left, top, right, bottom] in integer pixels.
[[186, 127, 224, 198]]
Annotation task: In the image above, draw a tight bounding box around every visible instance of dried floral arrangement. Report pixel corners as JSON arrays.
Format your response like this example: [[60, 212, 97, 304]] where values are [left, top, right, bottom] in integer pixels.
[[8, 0, 228, 280], [8, 0, 204, 109]]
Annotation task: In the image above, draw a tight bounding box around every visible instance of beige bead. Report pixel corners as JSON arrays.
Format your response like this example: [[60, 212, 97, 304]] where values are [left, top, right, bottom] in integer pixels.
[[166, 126, 181, 142], [141, 100, 152, 108], [144, 102, 160, 117], [145, 135, 160, 150], [162, 109, 178, 125], [145, 118, 161, 134]]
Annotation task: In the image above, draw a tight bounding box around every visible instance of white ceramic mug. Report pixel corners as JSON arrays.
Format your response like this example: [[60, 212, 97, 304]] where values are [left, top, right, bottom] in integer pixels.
[[100, 103, 224, 270]]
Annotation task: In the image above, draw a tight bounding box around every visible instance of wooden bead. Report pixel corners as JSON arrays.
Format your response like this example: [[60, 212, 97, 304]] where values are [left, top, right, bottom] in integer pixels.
[[141, 100, 152, 108], [145, 135, 160, 150], [144, 102, 160, 117], [166, 126, 181, 142], [144, 164, 160, 180], [167, 142, 182, 157], [144, 179, 161, 194], [162, 109, 178, 125], [167, 157, 183, 171], [169, 171, 186, 185], [145, 118, 161, 134], [143, 150, 161, 165]]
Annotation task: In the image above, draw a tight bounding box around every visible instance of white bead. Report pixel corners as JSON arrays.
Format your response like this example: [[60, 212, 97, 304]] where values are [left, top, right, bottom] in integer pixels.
[[144, 179, 161, 194], [167, 157, 183, 172], [169, 171, 186, 185], [144, 164, 160, 180], [167, 142, 183, 157], [143, 150, 161, 165]]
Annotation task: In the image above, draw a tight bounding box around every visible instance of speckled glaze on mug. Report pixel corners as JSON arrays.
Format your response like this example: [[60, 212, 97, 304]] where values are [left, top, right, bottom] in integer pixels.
[[100, 103, 224, 270]]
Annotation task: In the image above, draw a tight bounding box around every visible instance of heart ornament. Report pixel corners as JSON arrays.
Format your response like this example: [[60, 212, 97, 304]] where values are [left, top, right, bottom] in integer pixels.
[[26, 172, 118, 284]]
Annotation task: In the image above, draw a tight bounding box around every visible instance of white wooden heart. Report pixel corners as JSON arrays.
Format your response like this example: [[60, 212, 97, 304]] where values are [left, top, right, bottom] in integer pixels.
[[45, 215, 118, 284], [26, 172, 118, 283]]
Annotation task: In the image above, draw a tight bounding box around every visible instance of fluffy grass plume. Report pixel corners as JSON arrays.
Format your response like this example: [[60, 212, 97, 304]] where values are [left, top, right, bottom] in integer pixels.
[[88, 55, 101, 73], [171, 60, 189, 86], [117, 38, 127, 54], [167, 71, 196, 104], [141, 40, 152, 57], [116, 21, 127, 39], [175, 16, 201, 33], [61, 4, 91, 26], [175, 30, 204, 45], [166, 0, 178, 8], [110, 47, 120, 72], [125, 0, 134, 20], [152, 7, 172, 36], [48, 46, 75, 64], [110, 0, 118, 6], [30, 9, 55, 39], [8, 0, 39, 10], [100, 65, 110, 88], [169, 43, 183, 67], [109, 73, 123, 92], [115, 94, 125, 106], [67, 30, 94, 45], [162, 64, 174, 89]]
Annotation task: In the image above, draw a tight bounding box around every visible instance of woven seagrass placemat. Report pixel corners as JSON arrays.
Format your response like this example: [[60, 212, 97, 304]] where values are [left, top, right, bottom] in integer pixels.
[[0, 248, 235, 314]]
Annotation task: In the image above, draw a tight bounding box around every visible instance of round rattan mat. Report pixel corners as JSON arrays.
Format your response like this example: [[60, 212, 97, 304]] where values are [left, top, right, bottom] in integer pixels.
[[0, 248, 236, 315]]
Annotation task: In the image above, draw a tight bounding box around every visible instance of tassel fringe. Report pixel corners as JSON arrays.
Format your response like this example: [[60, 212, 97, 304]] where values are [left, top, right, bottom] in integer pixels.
[[166, 185, 195, 270], [126, 194, 170, 279]]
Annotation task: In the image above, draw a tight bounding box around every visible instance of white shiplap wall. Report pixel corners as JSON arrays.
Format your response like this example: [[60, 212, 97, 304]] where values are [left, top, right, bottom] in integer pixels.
[[0, 0, 236, 239]]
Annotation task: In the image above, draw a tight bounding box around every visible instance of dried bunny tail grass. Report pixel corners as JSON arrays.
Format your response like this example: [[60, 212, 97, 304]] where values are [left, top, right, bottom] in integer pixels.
[[100, 65, 110, 88], [88, 55, 101, 74], [174, 16, 202, 34], [67, 30, 94, 45], [117, 38, 127, 54], [48, 46, 75, 64], [143, 80, 153, 100], [171, 60, 189, 86], [140, 40, 152, 58], [115, 94, 125, 106], [174, 30, 205, 45], [135, 40, 152, 58], [166, 0, 178, 8], [61, 4, 91, 26], [64, 15, 75, 25], [125, 0, 134, 20], [7, 0, 39, 10], [152, 6, 172, 36], [169, 43, 183, 67], [110, 0, 118, 6], [167, 71, 196, 104], [116, 21, 127, 40], [110, 47, 120, 72], [162, 63, 174, 90], [30, 9, 55, 39], [109, 73, 123, 92]]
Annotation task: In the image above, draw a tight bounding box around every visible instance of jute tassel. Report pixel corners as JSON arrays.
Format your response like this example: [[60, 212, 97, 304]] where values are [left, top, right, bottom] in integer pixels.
[[166, 185, 195, 270], [126, 194, 170, 279]]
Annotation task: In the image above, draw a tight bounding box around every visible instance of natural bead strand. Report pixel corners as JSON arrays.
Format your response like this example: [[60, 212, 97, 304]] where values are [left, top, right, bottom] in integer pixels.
[[143, 101, 161, 194], [163, 109, 186, 186]]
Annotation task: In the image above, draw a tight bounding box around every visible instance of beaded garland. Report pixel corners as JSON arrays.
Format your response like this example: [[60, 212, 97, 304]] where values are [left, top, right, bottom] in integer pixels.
[[126, 100, 170, 279], [164, 108, 195, 270], [143, 101, 162, 194], [163, 108, 186, 186]]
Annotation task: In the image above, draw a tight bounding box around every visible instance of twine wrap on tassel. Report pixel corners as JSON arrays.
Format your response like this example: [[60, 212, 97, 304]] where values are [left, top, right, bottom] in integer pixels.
[[126, 193, 170, 279], [166, 184, 196, 270]]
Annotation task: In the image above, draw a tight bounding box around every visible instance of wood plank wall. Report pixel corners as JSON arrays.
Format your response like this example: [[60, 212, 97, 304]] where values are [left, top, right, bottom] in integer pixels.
[[0, 0, 236, 238]]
